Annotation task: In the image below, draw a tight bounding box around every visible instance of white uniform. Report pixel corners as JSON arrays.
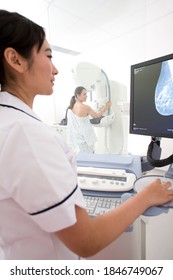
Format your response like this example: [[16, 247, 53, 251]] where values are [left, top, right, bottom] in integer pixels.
[[0, 92, 85, 260]]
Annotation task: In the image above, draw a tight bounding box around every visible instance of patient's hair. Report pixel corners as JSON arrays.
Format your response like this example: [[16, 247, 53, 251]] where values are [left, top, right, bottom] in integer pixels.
[[68, 86, 86, 109]]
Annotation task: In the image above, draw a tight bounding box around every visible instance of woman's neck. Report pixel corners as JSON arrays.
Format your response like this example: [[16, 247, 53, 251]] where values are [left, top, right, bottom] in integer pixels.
[[2, 86, 34, 108]]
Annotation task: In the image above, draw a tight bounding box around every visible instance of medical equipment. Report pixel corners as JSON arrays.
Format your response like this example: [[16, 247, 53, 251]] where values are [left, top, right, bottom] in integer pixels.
[[130, 54, 173, 197], [77, 153, 140, 217], [77, 153, 171, 216], [72, 61, 128, 154], [77, 153, 142, 259], [77, 166, 134, 230], [77, 153, 142, 177], [130, 53, 173, 139], [82, 192, 122, 216], [77, 166, 136, 192]]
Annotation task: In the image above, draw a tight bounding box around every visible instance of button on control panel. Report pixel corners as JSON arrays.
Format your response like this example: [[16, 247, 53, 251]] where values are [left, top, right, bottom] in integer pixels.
[[77, 166, 136, 192]]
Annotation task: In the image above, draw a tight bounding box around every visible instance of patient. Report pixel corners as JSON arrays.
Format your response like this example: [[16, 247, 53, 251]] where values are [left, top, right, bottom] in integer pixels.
[[66, 86, 111, 153]]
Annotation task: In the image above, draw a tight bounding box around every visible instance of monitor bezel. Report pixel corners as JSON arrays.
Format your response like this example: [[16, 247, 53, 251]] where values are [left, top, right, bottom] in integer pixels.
[[129, 53, 173, 138]]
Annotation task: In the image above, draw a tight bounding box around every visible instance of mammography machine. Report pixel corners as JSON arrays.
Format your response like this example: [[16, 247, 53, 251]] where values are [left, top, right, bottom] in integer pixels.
[[71, 61, 129, 154]]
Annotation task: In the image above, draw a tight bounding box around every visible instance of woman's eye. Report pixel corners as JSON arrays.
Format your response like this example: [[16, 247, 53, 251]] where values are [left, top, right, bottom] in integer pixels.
[[48, 55, 52, 60]]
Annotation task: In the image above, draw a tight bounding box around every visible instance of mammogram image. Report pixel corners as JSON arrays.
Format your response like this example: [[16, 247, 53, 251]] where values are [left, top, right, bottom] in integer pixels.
[[155, 61, 173, 116]]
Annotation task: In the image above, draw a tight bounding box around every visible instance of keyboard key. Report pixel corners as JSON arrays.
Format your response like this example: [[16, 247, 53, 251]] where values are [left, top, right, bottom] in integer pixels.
[[84, 195, 122, 216]]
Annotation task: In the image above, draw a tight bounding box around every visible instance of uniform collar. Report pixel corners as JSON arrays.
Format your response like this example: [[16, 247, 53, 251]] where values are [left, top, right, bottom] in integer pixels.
[[0, 91, 41, 121]]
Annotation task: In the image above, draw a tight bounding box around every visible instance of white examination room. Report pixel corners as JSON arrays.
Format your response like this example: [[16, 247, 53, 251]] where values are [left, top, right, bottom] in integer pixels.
[[1, 0, 173, 260]]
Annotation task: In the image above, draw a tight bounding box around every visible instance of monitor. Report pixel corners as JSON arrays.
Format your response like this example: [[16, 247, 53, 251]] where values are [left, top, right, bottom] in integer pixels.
[[129, 54, 173, 171], [130, 53, 173, 138]]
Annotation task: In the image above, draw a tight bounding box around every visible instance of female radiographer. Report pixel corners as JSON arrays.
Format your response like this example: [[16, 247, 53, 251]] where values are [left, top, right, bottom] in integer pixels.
[[0, 10, 173, 260]]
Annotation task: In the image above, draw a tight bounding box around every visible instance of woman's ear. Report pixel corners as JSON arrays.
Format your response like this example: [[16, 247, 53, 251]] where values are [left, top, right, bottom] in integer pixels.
[[3, 47, 25, 73]]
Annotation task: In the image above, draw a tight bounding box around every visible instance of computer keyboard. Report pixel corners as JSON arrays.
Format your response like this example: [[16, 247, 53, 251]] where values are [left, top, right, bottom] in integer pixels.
[[83, 193, 122, 217]]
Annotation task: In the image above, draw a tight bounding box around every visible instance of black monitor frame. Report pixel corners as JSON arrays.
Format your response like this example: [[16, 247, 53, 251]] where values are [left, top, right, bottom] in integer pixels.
[[130, 53, 173, 139]]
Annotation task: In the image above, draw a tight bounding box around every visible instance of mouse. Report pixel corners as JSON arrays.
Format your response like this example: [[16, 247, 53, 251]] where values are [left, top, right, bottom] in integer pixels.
[[133, 175, 173, 208]]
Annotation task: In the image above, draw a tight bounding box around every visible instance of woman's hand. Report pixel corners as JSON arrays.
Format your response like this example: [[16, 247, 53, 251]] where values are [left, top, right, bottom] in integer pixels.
[[105, 101, 111, 110], [140, 178, 173, 207]]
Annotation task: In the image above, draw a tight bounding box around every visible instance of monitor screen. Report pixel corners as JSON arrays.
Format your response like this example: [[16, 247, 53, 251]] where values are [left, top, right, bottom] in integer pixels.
[[130, 53, 173, 138]]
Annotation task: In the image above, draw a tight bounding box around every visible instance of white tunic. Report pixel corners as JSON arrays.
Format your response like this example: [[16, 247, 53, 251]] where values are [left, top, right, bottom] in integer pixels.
[[0, 92, 85, 259]]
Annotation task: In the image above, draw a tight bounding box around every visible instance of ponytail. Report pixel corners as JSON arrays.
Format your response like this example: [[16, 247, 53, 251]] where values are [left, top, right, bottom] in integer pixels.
[[68, 86, 86, 109], [68, 95, 76, 109]]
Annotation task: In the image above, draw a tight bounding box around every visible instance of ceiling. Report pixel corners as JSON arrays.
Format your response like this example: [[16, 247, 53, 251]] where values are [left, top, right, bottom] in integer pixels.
[[45, 0, 149, 54], [1, 0, 156, 55]]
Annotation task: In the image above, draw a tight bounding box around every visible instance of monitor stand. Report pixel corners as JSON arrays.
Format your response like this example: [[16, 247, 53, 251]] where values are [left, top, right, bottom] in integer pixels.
[[165, 163, 173, 179], [142, 137, 162, 172]]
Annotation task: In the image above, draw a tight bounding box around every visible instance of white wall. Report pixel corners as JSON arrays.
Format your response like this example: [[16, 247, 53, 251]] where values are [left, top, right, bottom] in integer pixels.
[[33, 51, 76, 125], [32, 0, 173, 167]]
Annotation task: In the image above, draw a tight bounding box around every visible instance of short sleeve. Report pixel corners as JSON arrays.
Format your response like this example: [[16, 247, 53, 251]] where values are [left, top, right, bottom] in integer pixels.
[[0, 121, 86, 232]]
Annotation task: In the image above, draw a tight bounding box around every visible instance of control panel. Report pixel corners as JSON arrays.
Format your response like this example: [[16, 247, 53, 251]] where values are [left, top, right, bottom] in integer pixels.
[[77, 166, 136, 192]]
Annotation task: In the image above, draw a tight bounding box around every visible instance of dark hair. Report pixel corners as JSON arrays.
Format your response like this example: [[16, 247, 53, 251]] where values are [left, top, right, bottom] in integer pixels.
[[68, 86, 86, 109], [0, 10, 45, 85]]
